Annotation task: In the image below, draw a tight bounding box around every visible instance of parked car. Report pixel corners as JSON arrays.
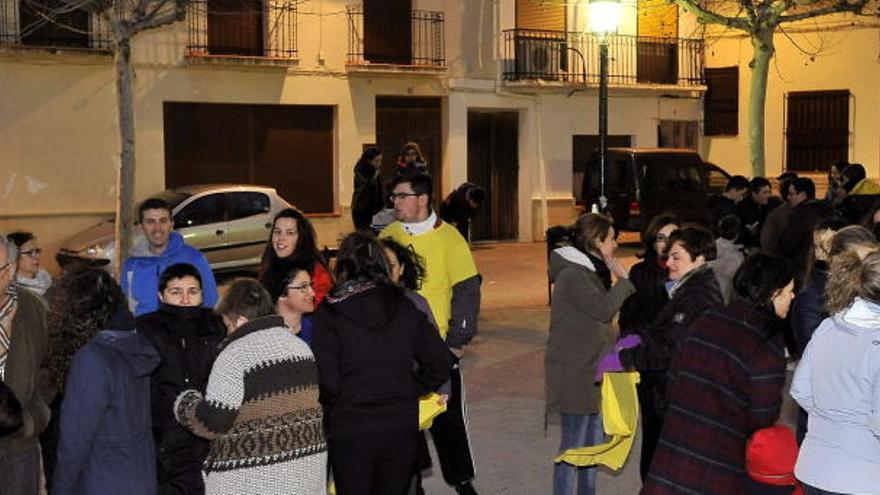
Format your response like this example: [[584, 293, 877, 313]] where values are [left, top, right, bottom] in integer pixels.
[[581, 148, 731, 233], [58, 185, 293, 272]]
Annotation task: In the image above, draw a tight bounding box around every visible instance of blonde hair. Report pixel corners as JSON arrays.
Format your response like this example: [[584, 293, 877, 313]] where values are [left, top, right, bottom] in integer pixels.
[[826, 248, 880, 314]]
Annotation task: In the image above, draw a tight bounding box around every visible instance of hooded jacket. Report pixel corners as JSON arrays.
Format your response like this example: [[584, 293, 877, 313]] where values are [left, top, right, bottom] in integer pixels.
[[136, 304, 225, 491], [545, 247, 636, 415], [121, 232, 219, 316], [53, 325, 160, 495], [312, 281, 456, 439]]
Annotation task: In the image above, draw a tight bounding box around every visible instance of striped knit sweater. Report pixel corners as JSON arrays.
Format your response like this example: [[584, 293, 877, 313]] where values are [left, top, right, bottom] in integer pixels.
[[174, 315, 327, 495]]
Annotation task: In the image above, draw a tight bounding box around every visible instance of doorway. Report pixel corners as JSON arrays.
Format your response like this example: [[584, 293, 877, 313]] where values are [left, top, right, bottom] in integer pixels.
[[467, 111, 519, 242]]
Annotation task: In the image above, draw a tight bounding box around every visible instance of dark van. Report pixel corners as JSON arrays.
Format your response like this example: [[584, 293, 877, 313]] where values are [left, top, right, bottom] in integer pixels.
[[581, 148, 731, 232]]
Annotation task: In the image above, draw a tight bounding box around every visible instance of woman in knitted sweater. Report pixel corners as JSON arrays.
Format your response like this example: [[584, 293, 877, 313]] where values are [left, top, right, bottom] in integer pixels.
[[174, 278, 327, 495]]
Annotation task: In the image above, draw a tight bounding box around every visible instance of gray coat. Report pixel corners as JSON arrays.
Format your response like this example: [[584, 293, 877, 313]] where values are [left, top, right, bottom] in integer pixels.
[[544, 249, 636, 416]]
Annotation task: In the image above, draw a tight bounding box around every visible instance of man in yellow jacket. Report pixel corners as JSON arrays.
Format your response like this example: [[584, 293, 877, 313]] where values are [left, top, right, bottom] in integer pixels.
[[380, 171, 481, 495]]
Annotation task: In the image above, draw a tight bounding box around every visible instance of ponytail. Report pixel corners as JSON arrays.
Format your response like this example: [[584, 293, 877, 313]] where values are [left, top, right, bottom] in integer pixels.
[[826, 251, 867, 314]]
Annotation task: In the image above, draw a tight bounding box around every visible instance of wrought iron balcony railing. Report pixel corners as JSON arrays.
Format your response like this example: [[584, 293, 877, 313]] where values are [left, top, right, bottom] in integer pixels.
[[502, 29, 704, 87], [0, 0, 112, 51], [186, 0, 296, 59], [347, 5, 444, 67]]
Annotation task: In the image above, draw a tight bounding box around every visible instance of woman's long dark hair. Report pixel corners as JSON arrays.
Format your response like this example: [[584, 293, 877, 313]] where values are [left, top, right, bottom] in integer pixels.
[[732, 254, 793, 317], [380, 239, 426, 291], [46, 268, 126, 391], [260, 208, 325, 274], [333, 231, 397, 290]]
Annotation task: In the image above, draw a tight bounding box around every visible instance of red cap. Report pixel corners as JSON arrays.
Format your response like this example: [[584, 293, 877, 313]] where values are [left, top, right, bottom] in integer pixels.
[[746, 425, 799, 486]]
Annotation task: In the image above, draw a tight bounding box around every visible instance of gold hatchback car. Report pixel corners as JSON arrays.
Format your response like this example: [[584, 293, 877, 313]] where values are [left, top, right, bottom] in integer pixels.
[[58, 184, 294, 272]]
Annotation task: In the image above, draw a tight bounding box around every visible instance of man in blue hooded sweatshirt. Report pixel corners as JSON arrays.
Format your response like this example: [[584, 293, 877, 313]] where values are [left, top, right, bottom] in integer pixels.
[[121, 198, 218, 316]]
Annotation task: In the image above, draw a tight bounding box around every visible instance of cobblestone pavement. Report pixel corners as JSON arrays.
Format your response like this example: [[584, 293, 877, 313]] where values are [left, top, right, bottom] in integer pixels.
[[421, 241, 797, 494]]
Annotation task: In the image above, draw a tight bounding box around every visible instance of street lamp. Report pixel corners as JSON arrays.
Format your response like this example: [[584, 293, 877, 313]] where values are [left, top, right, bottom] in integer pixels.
[[587, 0, 621, 213]]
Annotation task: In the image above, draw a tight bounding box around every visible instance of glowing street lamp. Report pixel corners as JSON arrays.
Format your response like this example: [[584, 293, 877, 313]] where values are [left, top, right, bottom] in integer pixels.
[[588, 0, 621, 212]]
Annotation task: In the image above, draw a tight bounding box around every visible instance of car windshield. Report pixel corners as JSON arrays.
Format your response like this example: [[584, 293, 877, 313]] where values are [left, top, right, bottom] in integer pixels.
[[154, 190, 191, 211]]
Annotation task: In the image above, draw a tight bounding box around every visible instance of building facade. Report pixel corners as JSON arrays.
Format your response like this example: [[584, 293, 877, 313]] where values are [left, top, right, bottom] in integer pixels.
[[1, 0, 713, 269]]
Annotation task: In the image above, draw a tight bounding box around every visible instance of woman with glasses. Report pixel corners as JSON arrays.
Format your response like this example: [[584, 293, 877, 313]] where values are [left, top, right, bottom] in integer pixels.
[[396, 141, 428, 176], [259, 208, 332, 307], [7, 232, 51, 296], [136, 263, 226, 494], [618, 214, 679, 335], [276, 260, 317, 346]]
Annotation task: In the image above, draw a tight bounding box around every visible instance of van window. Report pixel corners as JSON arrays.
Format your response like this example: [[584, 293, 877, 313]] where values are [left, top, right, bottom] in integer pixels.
[[643, 159, 704, 192]]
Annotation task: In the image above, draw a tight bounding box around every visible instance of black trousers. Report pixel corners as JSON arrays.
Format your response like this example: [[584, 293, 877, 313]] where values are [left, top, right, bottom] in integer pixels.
[[330, 428, 418, 495], [637, 385, 665, 481], [429, 366, 476, 487]]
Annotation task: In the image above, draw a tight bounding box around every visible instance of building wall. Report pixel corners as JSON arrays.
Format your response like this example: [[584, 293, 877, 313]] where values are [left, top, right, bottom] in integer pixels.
[[1, 0, 709, 274], [701, 20, 880, 178]]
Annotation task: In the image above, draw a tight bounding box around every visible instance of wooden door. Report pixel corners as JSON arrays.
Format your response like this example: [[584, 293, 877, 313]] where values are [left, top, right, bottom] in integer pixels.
[[468, 111, 519, 242], [364, 0, 412, 64], [375, 96, 443, 201]]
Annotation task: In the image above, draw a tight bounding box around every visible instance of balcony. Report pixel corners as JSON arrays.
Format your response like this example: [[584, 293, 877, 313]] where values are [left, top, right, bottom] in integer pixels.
[[186, 0, 297, 63], [502, 29, 704, 88], [347, 5, 445, 73], [0, 0, 112, 53]]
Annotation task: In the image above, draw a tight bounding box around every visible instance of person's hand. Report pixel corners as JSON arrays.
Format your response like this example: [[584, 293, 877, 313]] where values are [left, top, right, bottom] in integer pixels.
[[615, 334, 642, 351], [437, 394, 449, 407], [451, 348, 465, 359], [605, 256, 629, 280], [594, 351, 624, 382]]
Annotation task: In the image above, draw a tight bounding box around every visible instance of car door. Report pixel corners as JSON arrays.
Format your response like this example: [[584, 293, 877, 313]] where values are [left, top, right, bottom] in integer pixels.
[[172, 192, 228, 266], [224, 191, 272, 270]]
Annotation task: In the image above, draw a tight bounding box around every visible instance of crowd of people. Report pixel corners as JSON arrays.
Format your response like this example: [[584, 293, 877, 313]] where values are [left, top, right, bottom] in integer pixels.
[[546, 161, 880, 495], [3, 148, 880, 495], [0, 160, 483, 494]]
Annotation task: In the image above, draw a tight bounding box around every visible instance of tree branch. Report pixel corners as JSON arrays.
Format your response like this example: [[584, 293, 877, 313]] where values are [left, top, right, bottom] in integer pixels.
[[779, 0, 871, 22], [671, 0, 752, 31]]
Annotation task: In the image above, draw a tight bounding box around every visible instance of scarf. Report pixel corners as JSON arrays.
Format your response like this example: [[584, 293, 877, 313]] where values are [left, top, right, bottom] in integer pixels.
[[840, 297, 880, 327], [402, 210, 438, 237], [552, 246, 611, 289], [15, 269, 52, 296]]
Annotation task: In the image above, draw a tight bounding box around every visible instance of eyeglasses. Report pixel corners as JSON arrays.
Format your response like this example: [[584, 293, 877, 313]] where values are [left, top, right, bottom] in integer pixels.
[[287, 282, 313, 294], [0, 262, 10, 273], [19, 248, 42, 258], [389, 192, 420, 202], [655, 234, 669, 242]]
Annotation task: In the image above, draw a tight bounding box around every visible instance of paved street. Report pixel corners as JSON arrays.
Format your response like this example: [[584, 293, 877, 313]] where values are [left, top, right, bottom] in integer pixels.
[[421, 241, 797, 494], [421, 241, 644, 494]]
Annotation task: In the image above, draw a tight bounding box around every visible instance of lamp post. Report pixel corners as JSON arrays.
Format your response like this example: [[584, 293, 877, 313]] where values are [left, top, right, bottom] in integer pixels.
[[588, 0, 621, 213]]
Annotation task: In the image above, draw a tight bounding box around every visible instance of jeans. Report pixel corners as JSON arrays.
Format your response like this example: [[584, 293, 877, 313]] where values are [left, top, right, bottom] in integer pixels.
[[553, 413, 604, 495], [802, 484, 845, 495], [0, 443, 42, 495]]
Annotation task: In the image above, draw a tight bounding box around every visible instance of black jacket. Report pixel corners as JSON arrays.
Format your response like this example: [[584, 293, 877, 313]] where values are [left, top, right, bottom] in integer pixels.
[[707, 194, 738, 233], [737, 196, 782, 249], [791, 267, 828, 357], [136, 304, 225, 490], [312, 281, 456, 440], [779, 199, 833, 283], [618, 252, 669, 335], [619, 266, 724, 416], [351, 162, 384, 231]]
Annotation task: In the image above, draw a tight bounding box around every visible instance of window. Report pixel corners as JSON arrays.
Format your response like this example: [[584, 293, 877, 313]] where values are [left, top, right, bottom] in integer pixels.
[[363, 0, 412, 64], [18, 0, 90, 48], [227, 192, 270, 221], [658, 120, 698, 149], [175, 194, 227, 228], [786, 90, 850, 172], [704, 67, 739, 136], [164, 102, 335, 214], [706, 165, 729, 194], [207, 0, 264, 56]]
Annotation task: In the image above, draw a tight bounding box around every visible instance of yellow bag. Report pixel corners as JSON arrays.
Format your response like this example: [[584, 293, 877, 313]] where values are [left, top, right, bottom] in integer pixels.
[[419, 392, 447, 430], [555, 371, 640, 470]]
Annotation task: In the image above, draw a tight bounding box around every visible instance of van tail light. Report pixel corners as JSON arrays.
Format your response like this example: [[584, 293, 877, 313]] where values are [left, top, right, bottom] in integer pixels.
[[629, 201, 641, 216]]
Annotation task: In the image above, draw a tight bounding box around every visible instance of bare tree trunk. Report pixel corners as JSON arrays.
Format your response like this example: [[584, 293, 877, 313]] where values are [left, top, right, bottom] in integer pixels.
[[748, 28, 775, 178], [114, 36, 135, 277]]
